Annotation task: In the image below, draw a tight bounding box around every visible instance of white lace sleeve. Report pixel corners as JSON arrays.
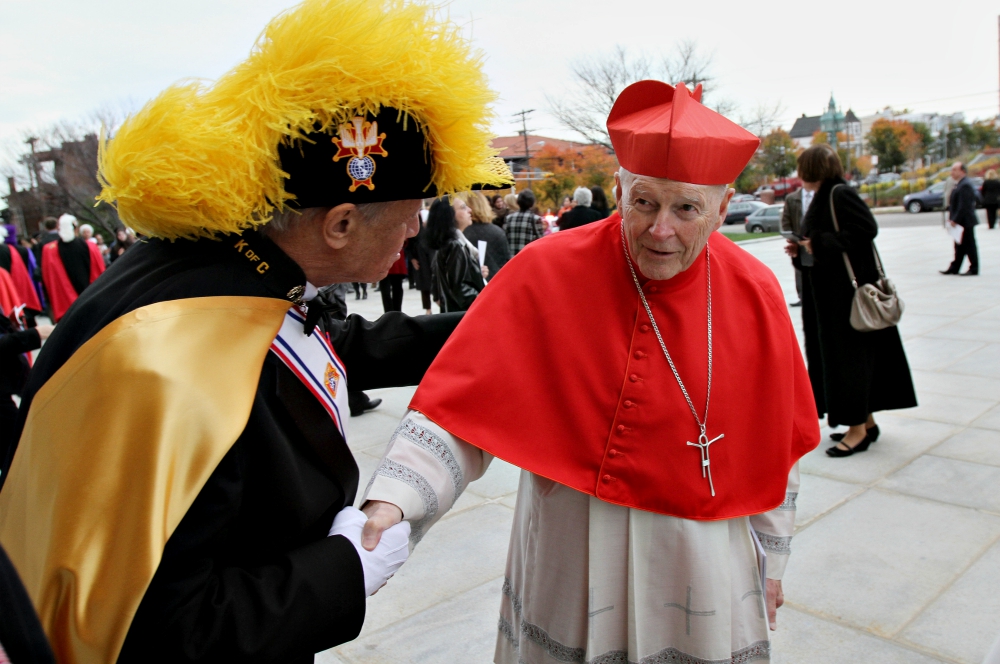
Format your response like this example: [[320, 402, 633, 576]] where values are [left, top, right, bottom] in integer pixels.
[[749, 463, 800, 580], [363, 410, 492, 544]]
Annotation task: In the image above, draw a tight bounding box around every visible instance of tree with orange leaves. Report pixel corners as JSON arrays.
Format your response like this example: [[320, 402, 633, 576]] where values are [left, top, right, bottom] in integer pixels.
[[530, 144, 620, 211], [867, 119, 925, 172]]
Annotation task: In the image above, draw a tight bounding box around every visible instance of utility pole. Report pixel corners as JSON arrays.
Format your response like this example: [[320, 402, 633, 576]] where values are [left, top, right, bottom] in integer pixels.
[[25, 136, 47, 220], [512, 109, 535, 186]]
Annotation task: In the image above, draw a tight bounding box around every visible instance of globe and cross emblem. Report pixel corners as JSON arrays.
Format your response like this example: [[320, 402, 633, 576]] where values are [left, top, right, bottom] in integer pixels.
[[331, 117, 389, 192]]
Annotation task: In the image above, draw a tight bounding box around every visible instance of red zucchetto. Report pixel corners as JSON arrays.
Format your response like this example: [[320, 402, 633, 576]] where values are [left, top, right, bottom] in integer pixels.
[[607, 80, 760, 185]]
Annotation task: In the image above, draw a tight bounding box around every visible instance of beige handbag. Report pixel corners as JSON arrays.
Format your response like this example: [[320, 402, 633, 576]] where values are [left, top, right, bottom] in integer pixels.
[[829, 185, 904, 331]]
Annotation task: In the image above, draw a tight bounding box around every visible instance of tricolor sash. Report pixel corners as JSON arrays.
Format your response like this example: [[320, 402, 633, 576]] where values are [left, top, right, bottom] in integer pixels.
[[269, 306, 349, 441]]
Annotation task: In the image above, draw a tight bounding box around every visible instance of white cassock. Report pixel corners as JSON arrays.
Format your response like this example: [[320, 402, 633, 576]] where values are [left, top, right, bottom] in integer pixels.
[[364, 411, 799, 664]]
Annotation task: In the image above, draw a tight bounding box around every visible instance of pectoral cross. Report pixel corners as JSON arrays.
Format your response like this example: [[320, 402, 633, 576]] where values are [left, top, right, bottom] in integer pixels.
[[687, 429, 724, 497]]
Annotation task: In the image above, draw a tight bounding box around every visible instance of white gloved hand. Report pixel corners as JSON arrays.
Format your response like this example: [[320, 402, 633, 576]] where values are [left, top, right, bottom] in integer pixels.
[[329, 506, 410, 596]]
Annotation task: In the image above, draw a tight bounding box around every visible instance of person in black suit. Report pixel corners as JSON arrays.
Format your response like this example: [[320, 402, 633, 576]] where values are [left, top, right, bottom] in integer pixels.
[[981, 169, 999, 229], [31, 218, 60, 266], [557, 187, 604, 230], [940, 161, 980, 275]]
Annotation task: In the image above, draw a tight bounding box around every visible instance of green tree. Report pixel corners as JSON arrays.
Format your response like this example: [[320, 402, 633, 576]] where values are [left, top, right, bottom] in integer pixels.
[[759, 130, 797, 180], [867, 119, 906, 172], [734, 160, 765, 193], [967, 121, 1000, 151]]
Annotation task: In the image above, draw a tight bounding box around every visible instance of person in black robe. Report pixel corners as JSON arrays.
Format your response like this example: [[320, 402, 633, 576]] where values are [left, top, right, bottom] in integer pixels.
[[0, 316, 50, 478], [794, 145, 917, 457], [0, 1, 512, 662]]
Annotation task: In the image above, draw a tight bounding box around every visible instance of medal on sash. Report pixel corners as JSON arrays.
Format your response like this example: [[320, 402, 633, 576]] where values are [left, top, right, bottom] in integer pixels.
[[269, 306, 349, 441]]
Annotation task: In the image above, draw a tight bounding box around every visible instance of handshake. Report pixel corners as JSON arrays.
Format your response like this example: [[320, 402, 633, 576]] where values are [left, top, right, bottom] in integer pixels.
[[329, 505, 410, 596]]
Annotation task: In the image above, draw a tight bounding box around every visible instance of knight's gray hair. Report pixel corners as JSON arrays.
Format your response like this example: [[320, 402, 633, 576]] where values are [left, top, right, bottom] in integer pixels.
[[264, 202, 395, 235], [572, 186, 593, 207]]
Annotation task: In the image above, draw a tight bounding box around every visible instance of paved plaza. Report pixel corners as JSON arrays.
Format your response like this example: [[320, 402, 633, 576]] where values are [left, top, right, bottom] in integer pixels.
[[320, 215, 1000, 664]]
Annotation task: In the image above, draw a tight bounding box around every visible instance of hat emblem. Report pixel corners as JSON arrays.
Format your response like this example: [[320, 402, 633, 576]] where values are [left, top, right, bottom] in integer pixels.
[[332, 117, 389, 192]]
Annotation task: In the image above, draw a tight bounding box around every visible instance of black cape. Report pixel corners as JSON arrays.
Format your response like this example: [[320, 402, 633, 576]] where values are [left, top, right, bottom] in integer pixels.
[[4, 231, 460, 663]]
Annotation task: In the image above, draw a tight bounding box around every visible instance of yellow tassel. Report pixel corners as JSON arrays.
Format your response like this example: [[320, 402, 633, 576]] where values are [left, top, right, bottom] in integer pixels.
[[97, 0, 510, 240]]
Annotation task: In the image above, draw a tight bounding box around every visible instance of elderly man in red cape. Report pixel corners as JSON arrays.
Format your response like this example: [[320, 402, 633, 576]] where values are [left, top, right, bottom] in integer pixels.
[[361, 81, 820, 664]]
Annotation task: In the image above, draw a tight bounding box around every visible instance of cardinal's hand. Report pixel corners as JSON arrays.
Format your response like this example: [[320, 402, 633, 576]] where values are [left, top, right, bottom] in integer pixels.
[[766, 579, 784, 630], [361, 500, 403, 551], [329, 505, 409, 596]]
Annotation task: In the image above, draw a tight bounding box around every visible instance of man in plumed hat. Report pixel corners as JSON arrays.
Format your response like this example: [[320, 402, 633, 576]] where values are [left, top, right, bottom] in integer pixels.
[[0, 0, 510, 662], [361, 80, 820, 663]]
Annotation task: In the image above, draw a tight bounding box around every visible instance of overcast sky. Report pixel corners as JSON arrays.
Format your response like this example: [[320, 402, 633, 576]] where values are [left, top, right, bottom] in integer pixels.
[[2, 0, 999, 174]]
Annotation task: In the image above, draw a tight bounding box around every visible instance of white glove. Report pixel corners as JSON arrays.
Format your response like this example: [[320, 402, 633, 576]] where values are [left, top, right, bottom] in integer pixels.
[[329, 506, 411, 597]]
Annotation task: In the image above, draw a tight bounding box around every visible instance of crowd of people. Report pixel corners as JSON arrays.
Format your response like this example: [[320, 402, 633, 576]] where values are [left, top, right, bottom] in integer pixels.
[[350, 185, 615, 317]]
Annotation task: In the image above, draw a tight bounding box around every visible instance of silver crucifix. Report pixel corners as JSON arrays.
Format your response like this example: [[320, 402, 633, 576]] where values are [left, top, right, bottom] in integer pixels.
[[687, 429, 724, 497]]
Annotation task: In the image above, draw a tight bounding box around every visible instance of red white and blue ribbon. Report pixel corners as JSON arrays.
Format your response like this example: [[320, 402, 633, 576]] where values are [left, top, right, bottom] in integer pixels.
[[269, 306, 349, 441]]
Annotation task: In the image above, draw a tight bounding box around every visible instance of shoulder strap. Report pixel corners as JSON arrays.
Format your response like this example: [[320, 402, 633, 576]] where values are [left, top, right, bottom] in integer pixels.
[[828, 184, 858, 287], [829, 184, 887, 287]]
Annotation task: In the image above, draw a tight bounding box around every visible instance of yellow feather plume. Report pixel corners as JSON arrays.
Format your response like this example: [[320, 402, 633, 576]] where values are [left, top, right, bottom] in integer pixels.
[[97, 0, 510, 240]]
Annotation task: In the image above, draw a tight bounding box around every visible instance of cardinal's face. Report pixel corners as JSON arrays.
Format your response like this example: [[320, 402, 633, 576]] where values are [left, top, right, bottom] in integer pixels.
[[616, 170, 732, 281]]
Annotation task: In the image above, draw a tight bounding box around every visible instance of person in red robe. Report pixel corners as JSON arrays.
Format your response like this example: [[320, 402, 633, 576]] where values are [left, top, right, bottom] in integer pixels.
[[0, 230, 41, 318], [360, 81, 822, 663], [40, 215, 105, 321]]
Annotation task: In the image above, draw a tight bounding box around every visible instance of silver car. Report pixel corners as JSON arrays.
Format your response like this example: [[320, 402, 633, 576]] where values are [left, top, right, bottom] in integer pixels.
[[745, 204, 784, 233]]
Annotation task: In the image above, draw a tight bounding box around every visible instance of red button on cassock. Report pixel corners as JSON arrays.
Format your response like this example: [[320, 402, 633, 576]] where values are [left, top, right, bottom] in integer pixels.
[[608, 449, 619, 457], [640, 324, 650, 333], [648, 286, 658, 293], [623, 400, 635, 408], [616, 425, 626, 434], [602, 474, 612, 482], [629, 374, 640, 382], [634, 351, 646, 359]]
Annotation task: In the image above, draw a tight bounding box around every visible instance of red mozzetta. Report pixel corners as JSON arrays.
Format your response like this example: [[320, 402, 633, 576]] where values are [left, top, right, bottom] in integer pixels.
[[410, 214, 819, 520]]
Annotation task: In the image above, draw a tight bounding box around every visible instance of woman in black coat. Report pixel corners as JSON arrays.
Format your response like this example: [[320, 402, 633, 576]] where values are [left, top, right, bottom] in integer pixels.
[[794, 145, 916, 457], [424, 196, 486, 312], [461, 191, 511, 281], [982, 169, 999, 230]]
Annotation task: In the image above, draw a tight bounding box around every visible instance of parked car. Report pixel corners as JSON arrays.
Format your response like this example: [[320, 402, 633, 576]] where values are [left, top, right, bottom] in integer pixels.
[[754, 178, 802, 199], [745, 204, 784, 233], [878, 173, 901, 184], [725, 200, 768, 224], [902, 181, 946, 213], [731, 193, 757, 203], [903, 177, 984, 213]]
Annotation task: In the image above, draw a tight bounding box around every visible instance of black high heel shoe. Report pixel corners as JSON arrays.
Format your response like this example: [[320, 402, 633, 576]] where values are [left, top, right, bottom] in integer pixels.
[[830, 424, 879, 443], [826, 433, 872, 457]]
